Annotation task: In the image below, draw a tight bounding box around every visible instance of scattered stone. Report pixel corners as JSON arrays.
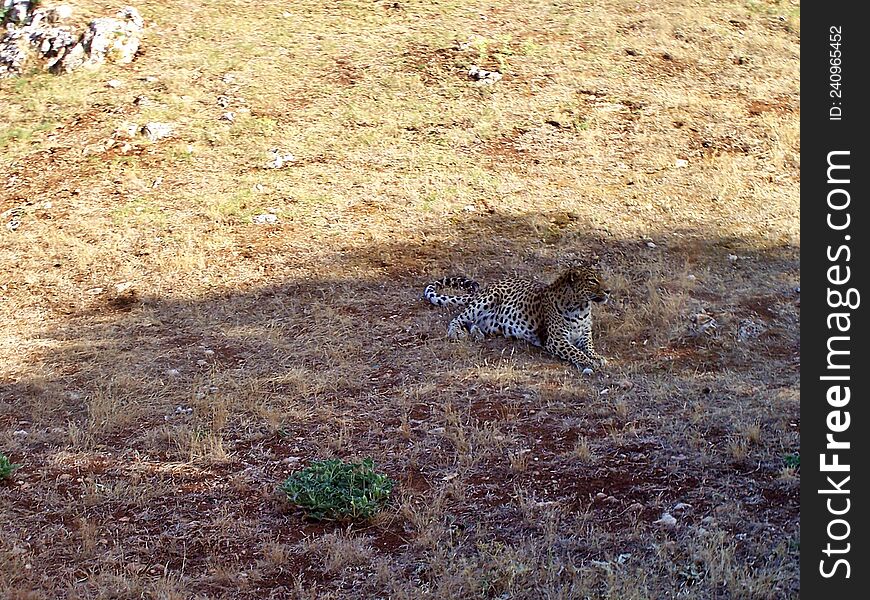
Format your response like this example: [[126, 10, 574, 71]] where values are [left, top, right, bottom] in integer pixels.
[[266, 148, 295, 169], [737, 318, 766, 343], [2, 4, 144, 77], [85, 287, 104, 295], [216, 95, 230, 108], [106, 78, 121, 88], [675, 158, 689, 168], [467, 64, 502, 85], [599, 388, 610, 396], [727, 253, 738, 262], [220, 111, 235, 122], [13, 429, 28, 438], [646, 241, 657, 248], [581, 367, 594, 375], [654, 512, 677, 528], [595, 492, 607, 501], [40, 4, 74, 24], [252, 213, 278, 225], [165, 368, 180, 377], [151, 176, 162, 188], [2, 0, 31, 25], [221, 73, 236, 84], [673, 502, 692, 512], [61, 7, 144, 72], [141, 121, 173, 142], [616, 553, 632, 564], [174, 405, 193, 415], [686, 274, 696, 281]]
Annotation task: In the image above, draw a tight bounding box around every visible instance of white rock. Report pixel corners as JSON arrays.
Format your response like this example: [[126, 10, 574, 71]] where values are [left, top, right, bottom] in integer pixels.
[[467, 64, 502, 85], [673, 502, 692, 512], [727, 253, 738, 262], [106, 78, 122, 88], [220, 111, 234, 122], [675, 159, 689, 168], [252, 213, 278, 225], [654, 512, 677, 528], [267, 148, 295, 169], [51, 5, 74, 23], [646, 241, 657, 248], [141, 122, 173, 142], [165, 368, 180, 377], [13, 429, 28, 438], [56, 6, 145, 73], [581, 367, 594, 375]]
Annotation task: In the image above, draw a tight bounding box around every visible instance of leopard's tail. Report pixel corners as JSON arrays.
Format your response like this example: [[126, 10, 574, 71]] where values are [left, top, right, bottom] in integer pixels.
[[422, 276, 480, 307]]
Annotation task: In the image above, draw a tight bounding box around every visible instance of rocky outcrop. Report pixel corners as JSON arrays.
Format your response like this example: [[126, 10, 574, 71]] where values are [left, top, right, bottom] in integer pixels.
[[0, 2, 144, 78]]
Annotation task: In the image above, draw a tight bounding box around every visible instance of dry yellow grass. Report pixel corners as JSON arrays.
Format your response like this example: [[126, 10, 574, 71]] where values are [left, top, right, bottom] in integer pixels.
[[2, 0, 799, 597]]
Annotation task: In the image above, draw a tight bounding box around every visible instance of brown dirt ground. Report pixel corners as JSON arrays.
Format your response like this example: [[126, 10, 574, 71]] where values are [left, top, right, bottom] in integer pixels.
[[2, 0, 799, 598]]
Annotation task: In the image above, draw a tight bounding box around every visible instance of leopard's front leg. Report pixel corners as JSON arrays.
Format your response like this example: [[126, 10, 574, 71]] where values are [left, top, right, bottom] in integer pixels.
[[447, 306, 485, 341], [545, 336, 600, 369], [575, 330, 607, 368]]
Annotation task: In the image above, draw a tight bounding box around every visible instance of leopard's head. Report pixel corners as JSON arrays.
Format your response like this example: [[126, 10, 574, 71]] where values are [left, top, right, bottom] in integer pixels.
[[555, 265, 610, 305]]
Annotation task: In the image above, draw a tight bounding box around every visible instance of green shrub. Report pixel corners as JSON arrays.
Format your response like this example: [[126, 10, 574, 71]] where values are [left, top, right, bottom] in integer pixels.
[[280, 458, 394, 521], [783, 453, 800, 469], [0, 453, 21, 479]]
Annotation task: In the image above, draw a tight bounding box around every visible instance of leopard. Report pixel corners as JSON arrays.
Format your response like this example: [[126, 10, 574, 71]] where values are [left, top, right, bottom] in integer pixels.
[[423, 265, 610, 370]]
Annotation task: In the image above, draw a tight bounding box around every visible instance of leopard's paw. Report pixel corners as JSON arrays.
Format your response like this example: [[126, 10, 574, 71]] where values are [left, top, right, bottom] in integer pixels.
[[469, 325, 485, 342], [447, 322, 467, 341]]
